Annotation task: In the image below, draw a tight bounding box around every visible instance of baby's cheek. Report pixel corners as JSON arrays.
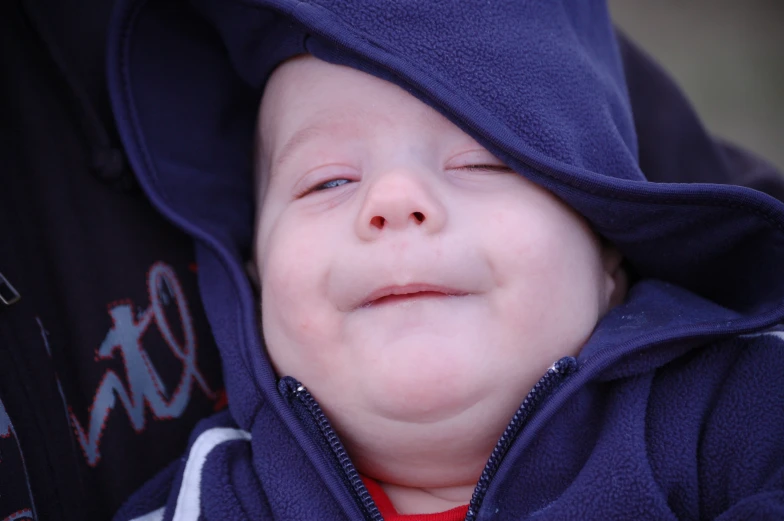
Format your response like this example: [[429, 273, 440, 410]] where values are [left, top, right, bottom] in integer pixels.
[[264, 258, 314, 338], [261, 244, 343, 375]]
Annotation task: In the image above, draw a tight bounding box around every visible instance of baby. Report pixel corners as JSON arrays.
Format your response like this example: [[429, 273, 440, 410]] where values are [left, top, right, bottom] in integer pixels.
[[110, 1, 784, 520], [253, 56, 625, 515]]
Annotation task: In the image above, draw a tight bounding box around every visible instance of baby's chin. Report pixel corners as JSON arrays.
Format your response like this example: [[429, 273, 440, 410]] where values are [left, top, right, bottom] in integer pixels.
[[336, 316, 541, 426], [326, 355, 514, 486], [370, 390, 489, 429], [350, 335, 499, 424]]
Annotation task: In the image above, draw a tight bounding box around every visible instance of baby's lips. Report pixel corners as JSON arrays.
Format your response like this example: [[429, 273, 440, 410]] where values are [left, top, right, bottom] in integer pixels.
[[357, 283, 470, 309]]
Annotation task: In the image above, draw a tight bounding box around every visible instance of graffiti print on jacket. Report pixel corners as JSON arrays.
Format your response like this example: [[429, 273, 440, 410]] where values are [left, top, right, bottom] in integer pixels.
[[0, 400, 10, 443], [72, 262, 216, 466]]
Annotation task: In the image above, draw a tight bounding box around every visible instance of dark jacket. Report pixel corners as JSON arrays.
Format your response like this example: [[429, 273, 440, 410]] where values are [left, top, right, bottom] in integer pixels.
[[101, 0, 784, 519], [0, 1, 224, 519]]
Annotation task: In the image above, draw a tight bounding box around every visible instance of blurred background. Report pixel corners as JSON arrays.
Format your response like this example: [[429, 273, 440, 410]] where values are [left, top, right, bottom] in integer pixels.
[[608, 0, 784, 173]]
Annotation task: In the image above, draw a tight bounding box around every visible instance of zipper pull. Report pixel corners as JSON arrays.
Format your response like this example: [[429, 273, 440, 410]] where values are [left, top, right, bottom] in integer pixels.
[[278, 375, 306, 401], [0, 271, 21, 306]]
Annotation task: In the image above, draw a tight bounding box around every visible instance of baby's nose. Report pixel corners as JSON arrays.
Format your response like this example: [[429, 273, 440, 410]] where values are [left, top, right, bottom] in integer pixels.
[[355, 170, 446, 240]]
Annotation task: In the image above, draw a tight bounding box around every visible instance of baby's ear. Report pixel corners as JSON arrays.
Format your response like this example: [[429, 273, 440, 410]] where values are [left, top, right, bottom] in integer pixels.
[[246, 259, 261, 294]]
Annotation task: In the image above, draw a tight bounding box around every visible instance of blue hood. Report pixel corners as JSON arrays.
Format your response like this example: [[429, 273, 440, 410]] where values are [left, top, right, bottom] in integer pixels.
[[108, 0, 784, 440]]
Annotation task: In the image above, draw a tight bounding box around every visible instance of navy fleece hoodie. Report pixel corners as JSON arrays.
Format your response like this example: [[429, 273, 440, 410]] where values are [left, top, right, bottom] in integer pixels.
[[108, 0, 784, 519]]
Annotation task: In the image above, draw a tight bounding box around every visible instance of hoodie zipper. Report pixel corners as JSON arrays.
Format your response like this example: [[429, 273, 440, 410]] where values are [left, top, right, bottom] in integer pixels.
[[465, 356, 578, 521], [279, 377, 383, 521], [279, 356, 576, 521]]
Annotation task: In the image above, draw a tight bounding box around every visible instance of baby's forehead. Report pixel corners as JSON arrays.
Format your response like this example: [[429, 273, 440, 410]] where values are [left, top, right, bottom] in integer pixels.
[[257, 56, 466, 155]]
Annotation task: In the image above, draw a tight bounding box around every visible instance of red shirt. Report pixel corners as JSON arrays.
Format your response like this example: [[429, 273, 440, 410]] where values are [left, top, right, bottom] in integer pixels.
[[361, 478, 469, 521]]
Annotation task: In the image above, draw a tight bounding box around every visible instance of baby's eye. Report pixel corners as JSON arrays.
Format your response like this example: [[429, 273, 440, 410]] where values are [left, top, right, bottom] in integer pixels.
[[315, 178, 352, 191], [447, 148, 512, 173], [297, 178, 353, 198], [457, 164, 513, 172]]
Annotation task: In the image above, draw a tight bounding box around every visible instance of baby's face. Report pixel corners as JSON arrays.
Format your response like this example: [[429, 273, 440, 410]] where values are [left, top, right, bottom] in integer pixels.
[[254, 56, 618, 468]]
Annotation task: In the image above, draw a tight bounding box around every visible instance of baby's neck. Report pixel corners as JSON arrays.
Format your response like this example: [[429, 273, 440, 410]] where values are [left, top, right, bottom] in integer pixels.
[[379, 480, 474, 515]]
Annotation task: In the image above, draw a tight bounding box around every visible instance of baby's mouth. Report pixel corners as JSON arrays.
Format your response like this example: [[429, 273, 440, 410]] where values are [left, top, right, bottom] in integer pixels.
[[360, 284, 468, 308]]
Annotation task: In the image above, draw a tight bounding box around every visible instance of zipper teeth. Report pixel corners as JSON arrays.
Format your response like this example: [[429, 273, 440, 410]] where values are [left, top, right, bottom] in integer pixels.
[[465, 357, 577, 521], [289, 381, 384, 521]]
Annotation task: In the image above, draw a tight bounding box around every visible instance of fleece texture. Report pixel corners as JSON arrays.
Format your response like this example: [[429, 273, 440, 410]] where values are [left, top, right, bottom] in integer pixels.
[[107, 0, 784, 519]]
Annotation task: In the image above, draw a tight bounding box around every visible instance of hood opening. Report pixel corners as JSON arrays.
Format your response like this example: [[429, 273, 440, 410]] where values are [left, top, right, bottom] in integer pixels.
[[108, 0, 784, 429]]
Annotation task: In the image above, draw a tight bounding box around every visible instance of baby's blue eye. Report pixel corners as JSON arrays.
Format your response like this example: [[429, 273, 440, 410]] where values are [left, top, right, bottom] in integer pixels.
[[314, 178, 352, 191]]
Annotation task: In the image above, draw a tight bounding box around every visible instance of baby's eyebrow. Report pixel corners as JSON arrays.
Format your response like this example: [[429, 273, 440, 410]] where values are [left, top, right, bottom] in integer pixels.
[[271, 108, 447, 172], [273, 123, 333, 171], [272, 107, 409, 171]]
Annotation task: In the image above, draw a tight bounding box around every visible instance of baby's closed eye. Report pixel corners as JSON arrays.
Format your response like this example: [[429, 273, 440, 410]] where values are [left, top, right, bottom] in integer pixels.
[[454, 165, 513, 172], [446, 148, 510, 173]]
